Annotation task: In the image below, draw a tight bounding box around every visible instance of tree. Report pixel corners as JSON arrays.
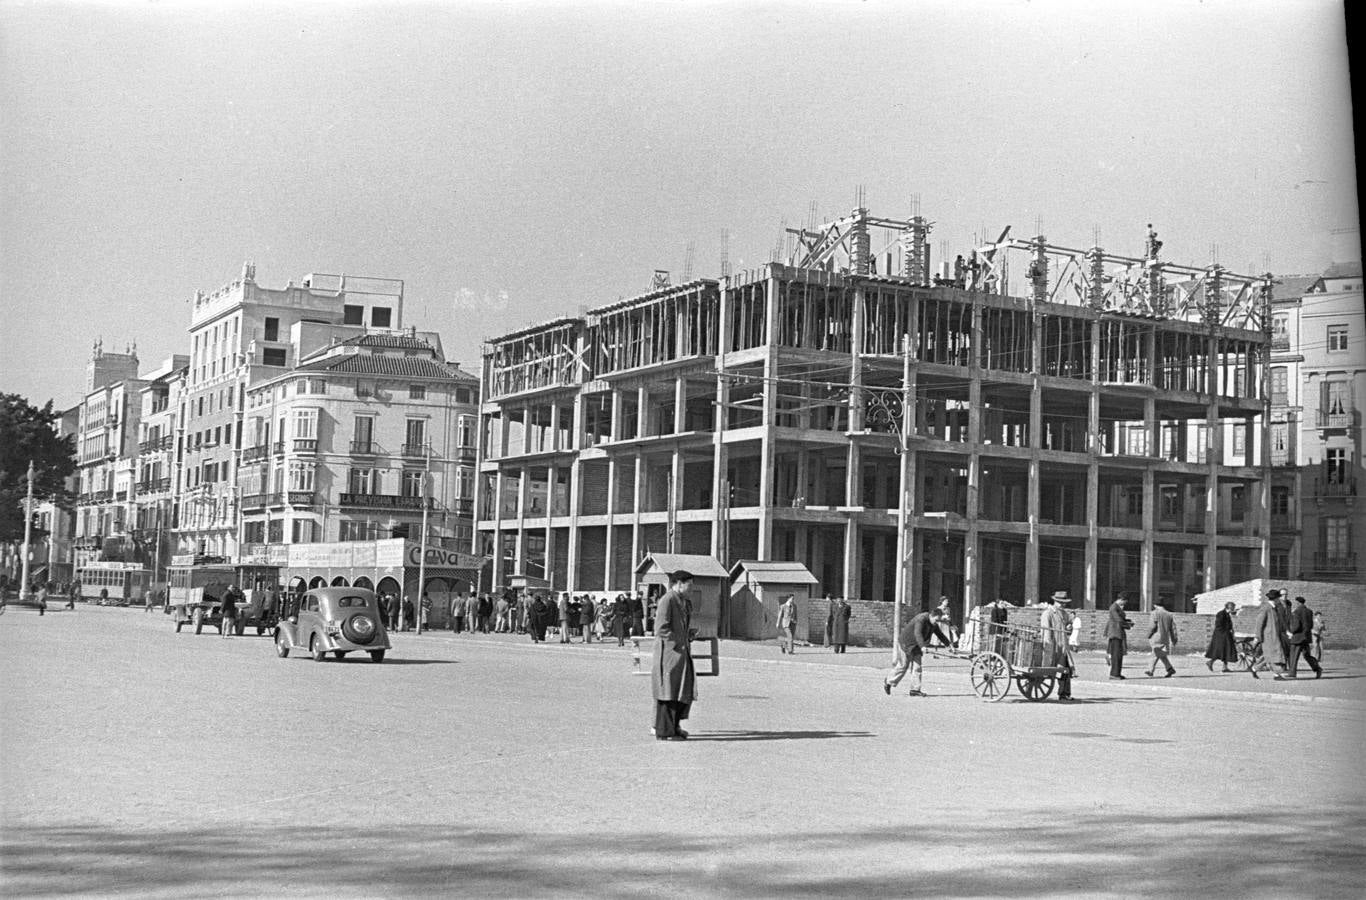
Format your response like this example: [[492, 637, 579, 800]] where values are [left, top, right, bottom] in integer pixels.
[[0, 393, 77, 542]]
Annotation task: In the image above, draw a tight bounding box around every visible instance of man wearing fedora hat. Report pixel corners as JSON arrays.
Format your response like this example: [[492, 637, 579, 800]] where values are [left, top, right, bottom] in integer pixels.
[[651, 570, 697, 740], [1040, 590, 1074, 700], [1254, 588, 1288, 678]]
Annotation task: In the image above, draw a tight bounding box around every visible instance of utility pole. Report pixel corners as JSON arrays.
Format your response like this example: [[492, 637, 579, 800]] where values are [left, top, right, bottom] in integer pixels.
[[893, 337, 912, 662], [415, 444, 431, 635], [19, 461, 35, 603]]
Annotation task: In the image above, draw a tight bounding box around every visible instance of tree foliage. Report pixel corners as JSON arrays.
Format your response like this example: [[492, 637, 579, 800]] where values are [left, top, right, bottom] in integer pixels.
[[0, 393, 77, 542]]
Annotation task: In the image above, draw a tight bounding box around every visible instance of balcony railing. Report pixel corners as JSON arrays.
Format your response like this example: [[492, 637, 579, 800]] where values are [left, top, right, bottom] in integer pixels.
[[449, 498, 474, 516], [293, 438, 318, 454], [242, 493, 270, 510], [1313, 476, 1357, 498], [338, 492, 426, 510], [1312, 551, 1357, 574], [1270, 449, 1290, 467], [243, 445, 269, 463], [401, 443, 427, 458], [350, 440, 379, 456], [1319, 409, 1355, 429], [272, 440, 285, 455]]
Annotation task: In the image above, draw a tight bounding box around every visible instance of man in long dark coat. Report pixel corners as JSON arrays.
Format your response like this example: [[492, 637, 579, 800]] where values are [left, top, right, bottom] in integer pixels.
[[651, 571, 696, 740], [827, 596, 851, 653]]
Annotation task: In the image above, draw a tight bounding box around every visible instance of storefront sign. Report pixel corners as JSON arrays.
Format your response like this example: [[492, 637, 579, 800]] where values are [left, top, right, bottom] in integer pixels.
[[404, 541, 484, 571]]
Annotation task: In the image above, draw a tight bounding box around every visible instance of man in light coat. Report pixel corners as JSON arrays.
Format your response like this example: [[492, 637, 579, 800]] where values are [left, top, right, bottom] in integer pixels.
[[1039, 590, 1074, 700], [1103, 592, 1133, 680], [776, 594, 797, 654], [651, 570, 696, 740], [1145, 598, 1178, 678], [1254, 589, 1288, 678]]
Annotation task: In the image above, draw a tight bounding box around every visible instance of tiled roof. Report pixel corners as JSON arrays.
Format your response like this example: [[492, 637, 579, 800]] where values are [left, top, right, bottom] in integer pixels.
[[340, 333, 433, 350], [1322, 260, 1362, 279], [729, 560, 819, 584], [295, 353, 477, 382], [1271, 275, 1322, 301]]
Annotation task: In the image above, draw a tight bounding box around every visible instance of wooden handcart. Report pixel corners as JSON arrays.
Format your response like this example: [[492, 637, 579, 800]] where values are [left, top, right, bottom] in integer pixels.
[[957, 620, 1069, 702]]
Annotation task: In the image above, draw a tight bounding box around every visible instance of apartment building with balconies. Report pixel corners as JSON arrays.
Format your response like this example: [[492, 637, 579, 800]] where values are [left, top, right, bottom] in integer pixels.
[[131, 357, 187, 581], [73, 343, 143, 569], [238, 331, 479, 559], [1298, 250, 1365, 582], [175, 263, 404, 559]]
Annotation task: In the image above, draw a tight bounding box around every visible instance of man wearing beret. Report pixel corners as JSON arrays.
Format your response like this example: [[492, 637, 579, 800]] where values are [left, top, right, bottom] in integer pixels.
[[652, 570, 697, 740]]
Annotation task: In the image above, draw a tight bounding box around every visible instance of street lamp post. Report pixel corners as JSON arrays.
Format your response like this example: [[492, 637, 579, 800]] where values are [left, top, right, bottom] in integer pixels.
[[415, 444, 431, 635], [19, 461, 35, 603]]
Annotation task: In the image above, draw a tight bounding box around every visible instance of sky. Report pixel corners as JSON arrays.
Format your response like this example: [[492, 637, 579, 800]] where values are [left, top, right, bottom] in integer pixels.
[[0, 0, 1358, 409]]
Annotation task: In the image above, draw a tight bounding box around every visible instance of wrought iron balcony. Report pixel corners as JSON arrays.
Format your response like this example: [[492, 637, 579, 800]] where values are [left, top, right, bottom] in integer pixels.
[[242, 493, 270, 511], [338, 492, 425, 510], [272, 440, 285, 455], [401, 442, 427, 458], [1313, 476, 1357, 498], [1269, 334, 1290, 351], [350, 440, 379, 456], [1319, 409, 1355, 429], [242, 445, 269, 464], [1312, 551, 1357, 574]]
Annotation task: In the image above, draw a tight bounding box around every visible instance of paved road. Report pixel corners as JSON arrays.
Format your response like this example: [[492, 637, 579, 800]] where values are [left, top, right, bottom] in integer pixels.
[[3, 606, 1365, 898]]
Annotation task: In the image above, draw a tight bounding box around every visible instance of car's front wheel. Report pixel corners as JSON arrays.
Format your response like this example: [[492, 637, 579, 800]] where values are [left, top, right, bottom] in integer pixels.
[[310, 635, 326, 662], [275, 631, 290, 658], [370, 649, 386, 663]]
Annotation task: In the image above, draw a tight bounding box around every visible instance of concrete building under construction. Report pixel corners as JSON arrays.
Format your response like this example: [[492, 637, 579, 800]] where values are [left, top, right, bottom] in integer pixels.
[[475, 206, 1273, 613]]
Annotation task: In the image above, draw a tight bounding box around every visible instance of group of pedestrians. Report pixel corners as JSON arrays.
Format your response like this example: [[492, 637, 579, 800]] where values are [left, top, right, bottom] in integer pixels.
[[445, 590, 651, 647], [1247, 588, 1325, 679]]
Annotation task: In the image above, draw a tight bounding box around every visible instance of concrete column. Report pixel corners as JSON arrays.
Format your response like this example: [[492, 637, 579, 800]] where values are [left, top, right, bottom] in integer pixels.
[[565, 395, 585, 593], [711, 280, 732, 562], [1085, 319, 1102, 609], [1205, 334, 1220, 592], [757, 272, 781, 560], [637, 386, 649, 439], [674, 375, 686, 435], [1141, 466, 1155, 611], [1026, 314, 1043, 603]]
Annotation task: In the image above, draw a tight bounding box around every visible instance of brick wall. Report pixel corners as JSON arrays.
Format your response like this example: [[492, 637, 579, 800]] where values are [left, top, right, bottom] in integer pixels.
[[806, 597, 899, 647], [1193, 579, 1364, 649]]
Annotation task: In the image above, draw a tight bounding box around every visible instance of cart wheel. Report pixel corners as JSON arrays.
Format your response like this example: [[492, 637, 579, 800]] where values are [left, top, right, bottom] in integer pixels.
[[1017, 675, 1056, 701], [970, 652, 1011, 702]]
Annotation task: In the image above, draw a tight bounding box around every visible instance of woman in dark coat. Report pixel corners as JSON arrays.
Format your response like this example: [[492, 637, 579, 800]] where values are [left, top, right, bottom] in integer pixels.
[[529, 595, 549, 642], [1205, 601, 1239, 672]]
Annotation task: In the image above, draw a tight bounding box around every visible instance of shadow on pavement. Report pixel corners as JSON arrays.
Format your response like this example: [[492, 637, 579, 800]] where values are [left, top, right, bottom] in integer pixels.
[[4, 806, 1364, 898], [687, 729, 875, 742]]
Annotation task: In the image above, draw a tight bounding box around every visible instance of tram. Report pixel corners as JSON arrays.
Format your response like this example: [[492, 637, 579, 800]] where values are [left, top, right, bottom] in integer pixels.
[[76, 562, 151, 605]]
